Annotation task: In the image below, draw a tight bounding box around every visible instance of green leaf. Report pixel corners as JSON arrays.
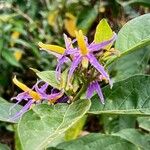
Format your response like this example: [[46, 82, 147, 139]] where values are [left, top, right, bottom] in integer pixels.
[[137, 117, 150, 132], [17, 99, 91, 150], [115, 14, 150, 52], [77, 7, 98, 34], [65, 115, 87, 141], [109, 46, 150, 81], [0, 143, 10, 150], [0, 98, 21, 123], [102, 115, 136, 134], [113, 129, 150, 150], [2, 50, 21, 67], [36, 71, 61, 89], [48, 133, 137, 150], [107, 14, 150, 67], [94, 19, 113, 50], [89, 75, 150, 115]]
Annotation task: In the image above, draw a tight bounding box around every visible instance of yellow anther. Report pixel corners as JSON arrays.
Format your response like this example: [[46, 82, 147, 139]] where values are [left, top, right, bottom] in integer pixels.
[[38, 42, 65, 54], [13, 76, 41, 101], [75, 30, 88, 55]]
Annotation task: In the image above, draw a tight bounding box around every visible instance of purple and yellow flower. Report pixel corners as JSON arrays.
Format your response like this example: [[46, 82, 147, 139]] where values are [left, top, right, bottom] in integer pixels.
[[38, 30, 116, 103], [10, 76, 65, 120]]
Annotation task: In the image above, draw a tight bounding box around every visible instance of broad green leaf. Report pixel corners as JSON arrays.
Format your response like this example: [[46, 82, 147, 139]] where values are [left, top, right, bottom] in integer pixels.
[[65, 115, 87, 141], [109, 46, 150, 81], [107, 14, 150, 67], [36, 71, 60, 89], [17, 99, 91, 150], [94, 19, 113, 50], [113, 129, 150, 150], [0, 143, 10, 150], [89, 75, 150, 115], [77, 7, 98, 34], [0, 98, 21, 123], [115, 14, 150, 52], [137, 117, 150, 132], [2, 50, 21, 67], [102, 115, 136, 134], [48, 133, 137, 150]]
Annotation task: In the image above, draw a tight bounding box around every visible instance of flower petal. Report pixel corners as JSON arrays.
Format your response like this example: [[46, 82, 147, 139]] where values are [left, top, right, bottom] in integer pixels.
[[68, 55, 82, 83], [9, 100, 33, 121], [56, 56, 70, 80], [13, 76, 41, 101], [89, 33, 117, 52], [38, 42, 65, 54], [87, 54, 111, 85], [94, 81, 104, 104], [86, 82, 95, 99]]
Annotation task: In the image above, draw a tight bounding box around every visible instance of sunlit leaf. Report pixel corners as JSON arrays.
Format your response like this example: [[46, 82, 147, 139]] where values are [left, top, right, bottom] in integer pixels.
[[107, 14, 150, 67], [17, 99, 91, 150], [94, 19, 113, 50], [65, 115, 87, 141]]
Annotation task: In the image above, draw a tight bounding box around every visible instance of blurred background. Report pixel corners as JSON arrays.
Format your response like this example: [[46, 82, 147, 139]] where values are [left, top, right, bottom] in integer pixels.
[[0, 0, 149, 148]]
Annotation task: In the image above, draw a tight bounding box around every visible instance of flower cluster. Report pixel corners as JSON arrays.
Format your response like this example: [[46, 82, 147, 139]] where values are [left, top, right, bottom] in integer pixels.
[[39, 30, 116, 103], [11, 23, 116, 120], [10, 76, 67, 120]]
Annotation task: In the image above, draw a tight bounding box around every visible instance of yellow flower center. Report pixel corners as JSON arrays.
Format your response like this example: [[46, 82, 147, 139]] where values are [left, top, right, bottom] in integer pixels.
[[75, 30, 88, 55], [13, 76, 41, 101]]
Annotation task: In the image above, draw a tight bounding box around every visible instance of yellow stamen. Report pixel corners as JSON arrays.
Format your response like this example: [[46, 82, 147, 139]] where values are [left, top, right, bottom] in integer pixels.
[[13, 76, 41, 101], [38, 42, 65, 54], [75, 30, 88, 55]]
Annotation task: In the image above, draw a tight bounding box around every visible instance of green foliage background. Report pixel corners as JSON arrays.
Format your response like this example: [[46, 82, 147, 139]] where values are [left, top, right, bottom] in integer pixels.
[[0, 0, 150, 150]]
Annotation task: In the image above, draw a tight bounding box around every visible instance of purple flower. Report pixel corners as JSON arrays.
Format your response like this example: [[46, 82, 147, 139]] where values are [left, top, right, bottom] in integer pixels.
[[9, 77, 65, 120], [38, 30, 116, 102], [86, 80, 104, 104]]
